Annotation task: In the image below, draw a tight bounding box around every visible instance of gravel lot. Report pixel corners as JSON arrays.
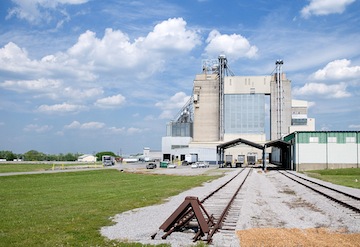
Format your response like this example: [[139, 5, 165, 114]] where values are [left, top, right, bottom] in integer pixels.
[[101, 166, 360, 246]]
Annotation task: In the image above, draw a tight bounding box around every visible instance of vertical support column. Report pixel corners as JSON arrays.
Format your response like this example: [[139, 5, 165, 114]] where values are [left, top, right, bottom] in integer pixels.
[[262, 147, 266, 171]]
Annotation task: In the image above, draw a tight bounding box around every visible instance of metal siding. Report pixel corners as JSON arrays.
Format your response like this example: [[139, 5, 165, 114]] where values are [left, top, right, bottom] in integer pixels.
[[328, 143, 357, 163], [298, 143, 327, 163]]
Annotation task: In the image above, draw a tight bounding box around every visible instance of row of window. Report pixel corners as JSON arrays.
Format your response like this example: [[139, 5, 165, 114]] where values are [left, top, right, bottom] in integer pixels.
[[309, 136, 356, 143]]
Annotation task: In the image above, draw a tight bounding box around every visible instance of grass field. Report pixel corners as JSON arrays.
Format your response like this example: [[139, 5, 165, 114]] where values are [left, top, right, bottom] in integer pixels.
[[0, 170, 217, 247], [304, 168, 360, 189], [0, 162, 103, 173]]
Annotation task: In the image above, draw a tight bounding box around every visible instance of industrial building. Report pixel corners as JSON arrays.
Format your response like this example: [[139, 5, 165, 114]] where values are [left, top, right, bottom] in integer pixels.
[[271, 131, 360, 171], [162, 56, 315, 167]]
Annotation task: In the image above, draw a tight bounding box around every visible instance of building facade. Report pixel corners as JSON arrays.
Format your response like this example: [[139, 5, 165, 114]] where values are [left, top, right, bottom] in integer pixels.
[[282, 131, 360, 171], [162, 57, 314, 165]]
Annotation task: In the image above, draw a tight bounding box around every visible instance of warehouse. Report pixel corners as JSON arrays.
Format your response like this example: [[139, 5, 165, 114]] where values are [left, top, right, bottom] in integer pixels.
[[272, 131, 360, 171]]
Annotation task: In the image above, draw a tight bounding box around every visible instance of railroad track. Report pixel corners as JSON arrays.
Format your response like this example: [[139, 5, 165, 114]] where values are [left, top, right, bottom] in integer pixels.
[[202, 168, 252, 244], [153, 168, 252, 244], [278, 170, 360, 216]]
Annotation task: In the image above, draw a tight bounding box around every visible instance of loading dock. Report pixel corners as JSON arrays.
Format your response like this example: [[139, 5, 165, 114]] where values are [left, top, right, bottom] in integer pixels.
[[216, 138, 266, 170]]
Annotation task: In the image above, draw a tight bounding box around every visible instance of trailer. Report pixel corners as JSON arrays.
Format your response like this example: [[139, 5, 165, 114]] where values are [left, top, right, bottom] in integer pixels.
[[225, 155, 233, 167], [235, 155, 245, 167], [247, 153, 256, 166]]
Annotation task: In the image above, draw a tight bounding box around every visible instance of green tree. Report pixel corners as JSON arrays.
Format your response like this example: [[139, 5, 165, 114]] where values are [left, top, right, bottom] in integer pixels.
[[24, 150, 46, 161], [95, 151, 117, 161], [0, 150, 17, 161]]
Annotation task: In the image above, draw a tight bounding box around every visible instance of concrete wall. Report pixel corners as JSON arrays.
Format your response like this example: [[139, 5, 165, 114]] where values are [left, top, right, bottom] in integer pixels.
[[270, 74, 292, 140], [224, 76, 271, 94], [161, 136, 193, 154], [193, 73, 220, 142]]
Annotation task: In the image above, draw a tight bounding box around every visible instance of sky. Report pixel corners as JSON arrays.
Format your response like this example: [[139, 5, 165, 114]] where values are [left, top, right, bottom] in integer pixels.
[[0, 0, 360, 156]]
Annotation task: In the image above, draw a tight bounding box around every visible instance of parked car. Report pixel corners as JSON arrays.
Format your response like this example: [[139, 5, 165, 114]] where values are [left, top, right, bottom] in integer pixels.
[[197, 161, 209, 168], [191, 163, 199, 169], [167, 163, 177, 168], [146, 163, 157, 169]]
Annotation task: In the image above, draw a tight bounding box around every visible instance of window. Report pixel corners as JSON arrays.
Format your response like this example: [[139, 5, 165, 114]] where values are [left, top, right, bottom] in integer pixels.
[[346, 137, 356, 143], [309, 137, 319, 143], [327, 137, 337, 143]]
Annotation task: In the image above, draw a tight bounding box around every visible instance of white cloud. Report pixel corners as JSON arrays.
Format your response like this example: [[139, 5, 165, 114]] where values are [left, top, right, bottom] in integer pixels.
[[108, 126, 147, 135], [312, 59, 360, 81], [301, 0, 355, 18], [0, 78, 61, 93], [293, 82, 351, 98], [67, 18, 200, 77], [37, 103, 86, 113], [7, 0, 89, 24], [64, 120, 81, 129], [155, 92, 191, 119], [81, 121, 105, 129], [142, 18, 201, 52], [127, 127, 145, 134], [108, 127, 126, 134], [64, 120, 105, 129], [0, 42, 97, 81], [204, 30, 258, 60], [94, 94, 126, 108], [348, 124, 360, 129], [23, 124, 53, 133]]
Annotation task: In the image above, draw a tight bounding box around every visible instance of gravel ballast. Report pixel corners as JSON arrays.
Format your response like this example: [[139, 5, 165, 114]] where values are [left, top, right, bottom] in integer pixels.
[[100, 168, 360, 246]]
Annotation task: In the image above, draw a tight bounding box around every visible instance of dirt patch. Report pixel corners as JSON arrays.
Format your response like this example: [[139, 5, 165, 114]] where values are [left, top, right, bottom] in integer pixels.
[[236, 228, 360, 247]]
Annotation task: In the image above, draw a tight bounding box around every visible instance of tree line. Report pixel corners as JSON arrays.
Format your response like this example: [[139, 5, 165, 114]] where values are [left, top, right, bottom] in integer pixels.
[[0, 150, 118, 162]]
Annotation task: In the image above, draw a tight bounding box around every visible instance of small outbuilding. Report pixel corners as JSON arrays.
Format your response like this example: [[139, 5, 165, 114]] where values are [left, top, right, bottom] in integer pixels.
[[77, 154, 97, 162], [281, 131, 359, 171]]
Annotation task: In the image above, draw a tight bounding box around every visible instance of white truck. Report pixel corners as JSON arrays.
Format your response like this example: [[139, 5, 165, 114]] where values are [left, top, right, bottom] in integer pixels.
[[102, 155, 115, 166], [184, 154, 198, 165]]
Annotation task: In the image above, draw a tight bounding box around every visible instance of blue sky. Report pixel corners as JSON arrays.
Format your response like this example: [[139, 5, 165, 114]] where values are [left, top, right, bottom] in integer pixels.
[[0, 0, 359, 155]]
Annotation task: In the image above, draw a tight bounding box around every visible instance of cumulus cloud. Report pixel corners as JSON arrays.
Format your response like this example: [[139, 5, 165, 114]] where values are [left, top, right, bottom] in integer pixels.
[[81, 121, 105, 129], [37, 103, 86, 113], [0, 42, 97, 81], [23, 124, 53, 133], [204, 30, 258, 60], [142, 18, 201, 52], [311, 59, 360, 81], [7, 0, 89, 24], [108, 126, 126, 134], [0, 18, 200, 86], [64, 120, 105, 129], [293, 82, 351, 98], [301, 0, 355, 18], [0, 78, 61, 93], [155, 92, 191, 119], [94, 94, 126, 108], [348, 124, 360, 129], [108, 126, 147, 135], [67, 18, 200, 76]]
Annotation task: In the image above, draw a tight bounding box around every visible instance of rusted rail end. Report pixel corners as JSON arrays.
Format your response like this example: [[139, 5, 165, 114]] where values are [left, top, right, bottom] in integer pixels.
[[153, 196, 214, 241]]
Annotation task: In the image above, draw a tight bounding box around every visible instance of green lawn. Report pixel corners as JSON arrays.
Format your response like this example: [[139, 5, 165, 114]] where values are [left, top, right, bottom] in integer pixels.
[[304, 168, 360, 189], [0, 170, 217, 246], [0, 162, 102, 173]]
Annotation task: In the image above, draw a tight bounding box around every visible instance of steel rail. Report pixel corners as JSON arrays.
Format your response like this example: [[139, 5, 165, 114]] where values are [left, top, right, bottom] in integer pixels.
[[206, 168, 252, 243], [279, 171, 360, 214], [284, 171, 360, 201], [200, 168, 245, 203]]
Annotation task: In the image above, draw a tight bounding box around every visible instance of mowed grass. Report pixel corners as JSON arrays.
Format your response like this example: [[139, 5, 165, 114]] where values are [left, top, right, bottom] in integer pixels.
[[304, 168, 360, 189], [0, 170, 217, 247], [0, 163, 102, 173]]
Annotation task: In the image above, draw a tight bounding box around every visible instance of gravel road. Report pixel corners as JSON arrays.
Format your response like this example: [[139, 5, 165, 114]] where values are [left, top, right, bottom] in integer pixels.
[[100, 167, 360, 246]]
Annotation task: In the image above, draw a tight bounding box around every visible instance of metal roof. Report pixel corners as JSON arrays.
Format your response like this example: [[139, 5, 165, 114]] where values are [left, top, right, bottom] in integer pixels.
[[216, 138, 264, 152]]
